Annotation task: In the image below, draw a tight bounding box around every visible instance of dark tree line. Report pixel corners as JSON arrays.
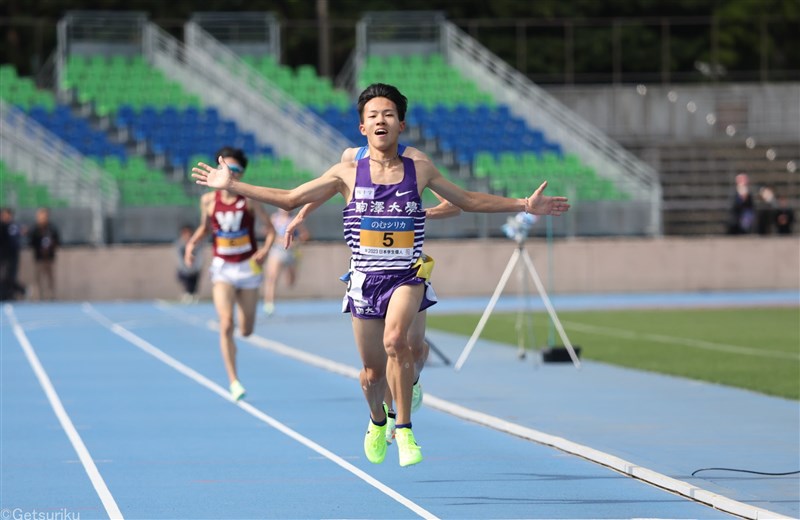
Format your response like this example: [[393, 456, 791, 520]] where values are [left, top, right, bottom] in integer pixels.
[[2, 0, 798, 83]]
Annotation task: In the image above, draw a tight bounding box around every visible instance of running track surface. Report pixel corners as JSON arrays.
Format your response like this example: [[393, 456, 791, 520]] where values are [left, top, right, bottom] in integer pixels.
[[2, 291, 798, 519]]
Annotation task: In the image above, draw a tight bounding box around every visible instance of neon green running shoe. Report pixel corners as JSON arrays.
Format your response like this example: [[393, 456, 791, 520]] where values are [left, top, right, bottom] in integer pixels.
[[411, 381, 423, 413], [229, 380, 246, 401], [364, 418, 387, 464], [396, 428, 423, 467]]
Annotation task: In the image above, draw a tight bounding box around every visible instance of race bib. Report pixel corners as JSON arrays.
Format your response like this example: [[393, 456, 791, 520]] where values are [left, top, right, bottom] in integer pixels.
[[216, 230, 253, 256], [358, 216, 414, 257]]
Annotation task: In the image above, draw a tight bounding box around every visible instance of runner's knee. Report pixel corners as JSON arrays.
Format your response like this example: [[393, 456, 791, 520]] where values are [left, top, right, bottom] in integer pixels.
[[362, 365, 385, 385], [219, 317, 235, 337], [384, 328, 412, 359], [240, 323, 254, 337]]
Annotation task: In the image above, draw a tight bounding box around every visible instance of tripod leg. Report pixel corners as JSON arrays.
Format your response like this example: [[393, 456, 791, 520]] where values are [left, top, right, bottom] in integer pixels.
[[515, 310, 526, 359], [515, 259, 527, 359], [424, 336, 450, 365], [454, 248, 520, 371], [521, 249, 581, 369]]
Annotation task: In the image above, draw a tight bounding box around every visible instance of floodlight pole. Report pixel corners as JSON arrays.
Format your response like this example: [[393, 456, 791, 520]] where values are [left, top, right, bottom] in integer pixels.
[[454, 238, 581, 371]]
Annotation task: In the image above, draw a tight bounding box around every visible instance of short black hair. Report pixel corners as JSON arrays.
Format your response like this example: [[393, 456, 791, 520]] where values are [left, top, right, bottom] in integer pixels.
[[357, 83, 408, 123], [215, 146, 248, 170]]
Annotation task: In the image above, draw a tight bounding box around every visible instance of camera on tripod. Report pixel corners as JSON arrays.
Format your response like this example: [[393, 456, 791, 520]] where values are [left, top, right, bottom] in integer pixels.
[[501, 212, 537, 243], [456, 212, 581, 371]]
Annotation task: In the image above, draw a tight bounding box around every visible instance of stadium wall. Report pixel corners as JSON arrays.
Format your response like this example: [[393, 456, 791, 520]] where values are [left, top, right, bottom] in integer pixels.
[[545, 83, 799, 142], [16, 237, 799, 301]]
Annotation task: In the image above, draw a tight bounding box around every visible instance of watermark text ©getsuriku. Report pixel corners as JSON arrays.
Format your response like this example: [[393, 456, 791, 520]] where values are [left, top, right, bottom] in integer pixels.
[[0, 508, 81, 520]]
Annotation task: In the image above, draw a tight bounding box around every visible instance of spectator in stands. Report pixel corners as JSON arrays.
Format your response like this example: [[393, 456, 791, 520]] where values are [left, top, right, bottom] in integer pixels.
[[184, 146, 276, 402], [175, 224, 204, 303], [775, 195, 795, 235], [0, 207, 26, 301], [29, 207, 61, 300], [262, 208, 309, 316], [727, 172, 755, 234], [756, 186, 778, 235], [191, 83, 570, 468]]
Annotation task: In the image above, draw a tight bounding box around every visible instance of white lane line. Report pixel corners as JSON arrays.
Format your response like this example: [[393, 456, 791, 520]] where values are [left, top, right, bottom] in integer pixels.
[[155, 302, 360, 379], [562, 320, 799, 361], [153, 302, 791, 520], [3, 304, 124, 520], [83, 303, 438, 520]]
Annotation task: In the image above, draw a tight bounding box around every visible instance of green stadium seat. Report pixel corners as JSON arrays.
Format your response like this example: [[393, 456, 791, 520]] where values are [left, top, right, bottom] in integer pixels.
[[365, 55, 384, 69], [427, 54, 445, 66], [296, 64, 316, 80], [0, 160, 62, 209], [241, 55, 258, 68], [0, 65, 17, 84], [474, 151, 495, 179]]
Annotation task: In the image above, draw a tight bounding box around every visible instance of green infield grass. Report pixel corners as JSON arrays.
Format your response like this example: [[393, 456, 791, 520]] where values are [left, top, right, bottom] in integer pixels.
[[427, 307, 800, 400]]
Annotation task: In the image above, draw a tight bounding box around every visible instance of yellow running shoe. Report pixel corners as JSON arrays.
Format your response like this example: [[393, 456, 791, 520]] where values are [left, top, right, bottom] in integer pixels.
[[395, 428, 423, 467], [229, 380, 246, 401], [364, 418, 387, 464], [411, 381, 423, 413]]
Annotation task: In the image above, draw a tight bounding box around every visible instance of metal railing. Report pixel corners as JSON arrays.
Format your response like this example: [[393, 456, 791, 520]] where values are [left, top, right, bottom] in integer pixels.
[[334, 45, 362, 94], [442, 21, 663, 235], [360, 11, 445, 53], [188, 12, 281, 59], [0, 101, 118, 245], [147, 22, 351, 175]]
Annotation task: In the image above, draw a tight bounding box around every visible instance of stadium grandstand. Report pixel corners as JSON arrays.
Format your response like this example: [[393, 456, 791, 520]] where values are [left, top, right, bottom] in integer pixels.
[[1, 4, 797, 244]]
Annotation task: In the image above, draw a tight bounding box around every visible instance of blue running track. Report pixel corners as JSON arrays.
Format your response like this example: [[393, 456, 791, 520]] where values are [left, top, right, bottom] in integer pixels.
[[1, 292, 797, 519]]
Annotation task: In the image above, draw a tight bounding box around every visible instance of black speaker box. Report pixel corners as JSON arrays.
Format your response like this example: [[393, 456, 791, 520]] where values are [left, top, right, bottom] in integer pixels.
[[542, 345, 582, 363]]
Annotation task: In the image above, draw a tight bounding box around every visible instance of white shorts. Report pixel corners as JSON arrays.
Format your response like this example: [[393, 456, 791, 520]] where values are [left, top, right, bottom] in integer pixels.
[[209, 256, 263, 289]]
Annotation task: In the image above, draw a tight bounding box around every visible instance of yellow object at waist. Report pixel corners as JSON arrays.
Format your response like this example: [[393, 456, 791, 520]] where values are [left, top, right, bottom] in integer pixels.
[[412, 253, 435, 280]]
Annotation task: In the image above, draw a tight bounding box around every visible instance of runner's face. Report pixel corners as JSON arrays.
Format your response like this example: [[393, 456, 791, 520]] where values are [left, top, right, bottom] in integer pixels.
[[360, 97, 405, 152], [219, 157, 244, 197], [222, 157, 244, 178]]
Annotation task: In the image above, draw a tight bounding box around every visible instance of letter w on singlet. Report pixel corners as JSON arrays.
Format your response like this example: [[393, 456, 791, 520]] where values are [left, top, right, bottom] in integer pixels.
[[216, 211, 244, 232]]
